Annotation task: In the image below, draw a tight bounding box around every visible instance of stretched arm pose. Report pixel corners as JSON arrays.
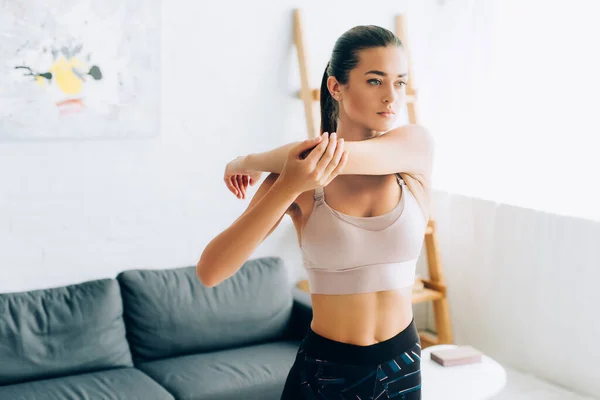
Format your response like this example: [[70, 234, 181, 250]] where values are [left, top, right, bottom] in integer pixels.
[[224, 124, 433, 199], [197, 134, 348, 287]]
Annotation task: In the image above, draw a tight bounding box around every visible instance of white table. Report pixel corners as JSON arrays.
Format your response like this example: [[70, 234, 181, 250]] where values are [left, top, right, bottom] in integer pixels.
[[421, 344, 507, 400]]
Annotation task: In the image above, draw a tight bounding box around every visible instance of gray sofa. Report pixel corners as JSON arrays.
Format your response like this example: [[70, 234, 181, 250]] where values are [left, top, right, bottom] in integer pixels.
[[0, 257, 312, 400]]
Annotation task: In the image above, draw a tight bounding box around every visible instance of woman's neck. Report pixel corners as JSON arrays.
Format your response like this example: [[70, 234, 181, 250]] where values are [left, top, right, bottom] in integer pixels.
[[334, 116, 382, 142]]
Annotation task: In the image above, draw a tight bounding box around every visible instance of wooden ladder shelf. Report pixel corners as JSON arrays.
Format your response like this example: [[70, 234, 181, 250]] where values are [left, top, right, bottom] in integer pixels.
[[293, 9, 453, 348]]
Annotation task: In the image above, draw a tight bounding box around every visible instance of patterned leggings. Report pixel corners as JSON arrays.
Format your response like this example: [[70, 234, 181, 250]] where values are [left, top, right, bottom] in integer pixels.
[[281, 318, 421, 400]]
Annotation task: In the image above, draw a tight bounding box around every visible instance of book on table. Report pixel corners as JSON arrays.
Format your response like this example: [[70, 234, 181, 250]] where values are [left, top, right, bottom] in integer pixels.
[[430, 346, 483, 367]]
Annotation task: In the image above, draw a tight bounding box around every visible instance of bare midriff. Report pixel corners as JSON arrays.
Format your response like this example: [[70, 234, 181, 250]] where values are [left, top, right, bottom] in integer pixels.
[[309, 285, 414, 346]]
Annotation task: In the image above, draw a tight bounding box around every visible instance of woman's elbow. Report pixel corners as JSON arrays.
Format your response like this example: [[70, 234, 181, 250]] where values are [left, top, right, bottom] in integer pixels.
[[196, 259, 218, 288]]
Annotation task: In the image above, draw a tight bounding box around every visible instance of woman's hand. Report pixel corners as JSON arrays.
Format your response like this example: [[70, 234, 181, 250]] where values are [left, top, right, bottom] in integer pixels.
[[278, 132, 349, 195], [224, 156, 263, 199]]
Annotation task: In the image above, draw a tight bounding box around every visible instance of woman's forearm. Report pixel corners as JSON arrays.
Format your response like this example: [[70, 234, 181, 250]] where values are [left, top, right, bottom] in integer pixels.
[[244, 142, 301, 174], [196, 179, 298, 287]]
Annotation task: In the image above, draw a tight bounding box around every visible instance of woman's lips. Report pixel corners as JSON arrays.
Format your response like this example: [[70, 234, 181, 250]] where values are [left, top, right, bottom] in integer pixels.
[[377, 112, 395, 118]]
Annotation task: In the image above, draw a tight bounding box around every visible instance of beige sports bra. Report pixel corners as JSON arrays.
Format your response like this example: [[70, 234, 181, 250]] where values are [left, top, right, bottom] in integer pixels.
[[299, 174, 427, 295]]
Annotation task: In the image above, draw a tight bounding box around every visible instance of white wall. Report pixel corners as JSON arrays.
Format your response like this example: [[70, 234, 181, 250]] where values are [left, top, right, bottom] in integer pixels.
[[1, 0, 598, 398]]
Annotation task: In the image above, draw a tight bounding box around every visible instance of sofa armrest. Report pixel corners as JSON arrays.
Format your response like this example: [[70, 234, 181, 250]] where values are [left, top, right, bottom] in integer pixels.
[[282, 286, 313, 341]]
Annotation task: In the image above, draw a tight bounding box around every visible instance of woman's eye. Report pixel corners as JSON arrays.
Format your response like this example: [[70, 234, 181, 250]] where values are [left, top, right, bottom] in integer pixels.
[[396, 81, 406, 87], [367, 79, 381, 86]]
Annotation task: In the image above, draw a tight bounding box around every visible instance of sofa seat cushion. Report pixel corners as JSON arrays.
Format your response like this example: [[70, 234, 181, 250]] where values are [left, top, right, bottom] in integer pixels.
[[0, 368, 174, 400], [137, 340, 301, 400]]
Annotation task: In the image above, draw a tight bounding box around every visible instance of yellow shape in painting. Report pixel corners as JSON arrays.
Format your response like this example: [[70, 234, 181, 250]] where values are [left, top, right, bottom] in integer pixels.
[[35, 76, 46, 87], [49, 55, 88, 95]]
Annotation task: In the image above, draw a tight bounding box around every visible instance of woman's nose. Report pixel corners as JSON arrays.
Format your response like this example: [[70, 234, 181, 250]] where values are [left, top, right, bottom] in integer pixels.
[[382, 87, 397, 103]]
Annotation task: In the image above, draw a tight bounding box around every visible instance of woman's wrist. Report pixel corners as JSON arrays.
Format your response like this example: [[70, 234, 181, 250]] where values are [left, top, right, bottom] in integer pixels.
[[242, 154, 259, 172], [272, 175, 302, 199]]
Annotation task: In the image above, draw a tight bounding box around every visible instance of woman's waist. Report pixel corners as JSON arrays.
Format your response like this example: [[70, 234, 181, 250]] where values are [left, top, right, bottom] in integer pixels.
[[309, 287, 414, 346]]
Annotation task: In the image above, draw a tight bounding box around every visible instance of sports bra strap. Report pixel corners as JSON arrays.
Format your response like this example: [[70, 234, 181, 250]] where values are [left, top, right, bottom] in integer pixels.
[[314, 186, 325, 202], [396, 173, 406, 186]]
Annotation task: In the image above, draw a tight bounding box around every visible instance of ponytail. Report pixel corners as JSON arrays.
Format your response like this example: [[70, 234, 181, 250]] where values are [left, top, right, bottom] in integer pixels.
[[319, 62, 337, 135]]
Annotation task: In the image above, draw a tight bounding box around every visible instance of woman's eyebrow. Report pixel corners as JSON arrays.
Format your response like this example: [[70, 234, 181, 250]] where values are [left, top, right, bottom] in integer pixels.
[[364, 70, 408, 78]]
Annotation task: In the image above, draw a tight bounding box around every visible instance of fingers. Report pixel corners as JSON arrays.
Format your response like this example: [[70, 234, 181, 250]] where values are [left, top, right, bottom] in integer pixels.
[[231, 176, 240, 197], [225, 175, 251, 199], [225, 176, 238, 196], [322, 150, 349, 186], [242, 175, 249, 196], [322, 137, 345, 179], [237, 175, 245, 199], [230, 175, 242, 199], [305, 133, 330, 164], [293, 135, 323, 158], [315, 132, 339, 174]]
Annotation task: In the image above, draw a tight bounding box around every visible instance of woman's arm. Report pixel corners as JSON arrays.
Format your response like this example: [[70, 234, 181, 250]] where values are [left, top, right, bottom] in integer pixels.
[[244, 124, 434, 181], [343, 124, 434, 181], [196, 173, 297, 287], [243, 141, 300, 175]]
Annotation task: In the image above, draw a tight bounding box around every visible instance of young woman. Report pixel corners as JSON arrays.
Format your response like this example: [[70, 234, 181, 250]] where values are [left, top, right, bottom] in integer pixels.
[[197, 25, 433, 400]]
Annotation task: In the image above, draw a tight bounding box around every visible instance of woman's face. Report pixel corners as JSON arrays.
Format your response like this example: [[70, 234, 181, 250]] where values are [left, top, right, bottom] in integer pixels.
[[334, 46, 408, 133]]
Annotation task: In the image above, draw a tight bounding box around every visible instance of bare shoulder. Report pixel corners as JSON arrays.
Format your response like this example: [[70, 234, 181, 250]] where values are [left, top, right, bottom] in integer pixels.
[[388, 124, 435, 186], [388, 123, 435, 167], [387, 123, 434, 149]]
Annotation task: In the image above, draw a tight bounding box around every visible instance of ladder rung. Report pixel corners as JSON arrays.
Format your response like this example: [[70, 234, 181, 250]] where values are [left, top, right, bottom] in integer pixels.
[[412, 287, 444, 304], [420, 279, 447, 295]]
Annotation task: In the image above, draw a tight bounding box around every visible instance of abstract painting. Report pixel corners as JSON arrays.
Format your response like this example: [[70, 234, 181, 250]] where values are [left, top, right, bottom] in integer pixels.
[[0, 0, 160, 140]]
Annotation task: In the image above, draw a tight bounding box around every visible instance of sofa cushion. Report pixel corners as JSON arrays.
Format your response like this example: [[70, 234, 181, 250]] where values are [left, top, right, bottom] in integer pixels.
[[0, 368, 174, 400], [117, 256, 293, 363], [137, 340, 300, 400], [0, 279, 133, 386]]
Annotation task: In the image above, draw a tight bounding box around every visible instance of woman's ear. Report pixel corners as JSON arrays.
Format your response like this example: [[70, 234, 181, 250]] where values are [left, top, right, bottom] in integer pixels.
[[327, 76, 341, 101]]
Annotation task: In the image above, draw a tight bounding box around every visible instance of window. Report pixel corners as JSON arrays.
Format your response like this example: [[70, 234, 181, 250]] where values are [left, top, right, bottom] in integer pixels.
[[429, 1, 600, 221]]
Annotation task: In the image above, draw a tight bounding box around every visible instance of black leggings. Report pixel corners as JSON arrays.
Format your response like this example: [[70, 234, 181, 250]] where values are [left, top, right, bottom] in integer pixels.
[[281, 318, 421, 399]]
